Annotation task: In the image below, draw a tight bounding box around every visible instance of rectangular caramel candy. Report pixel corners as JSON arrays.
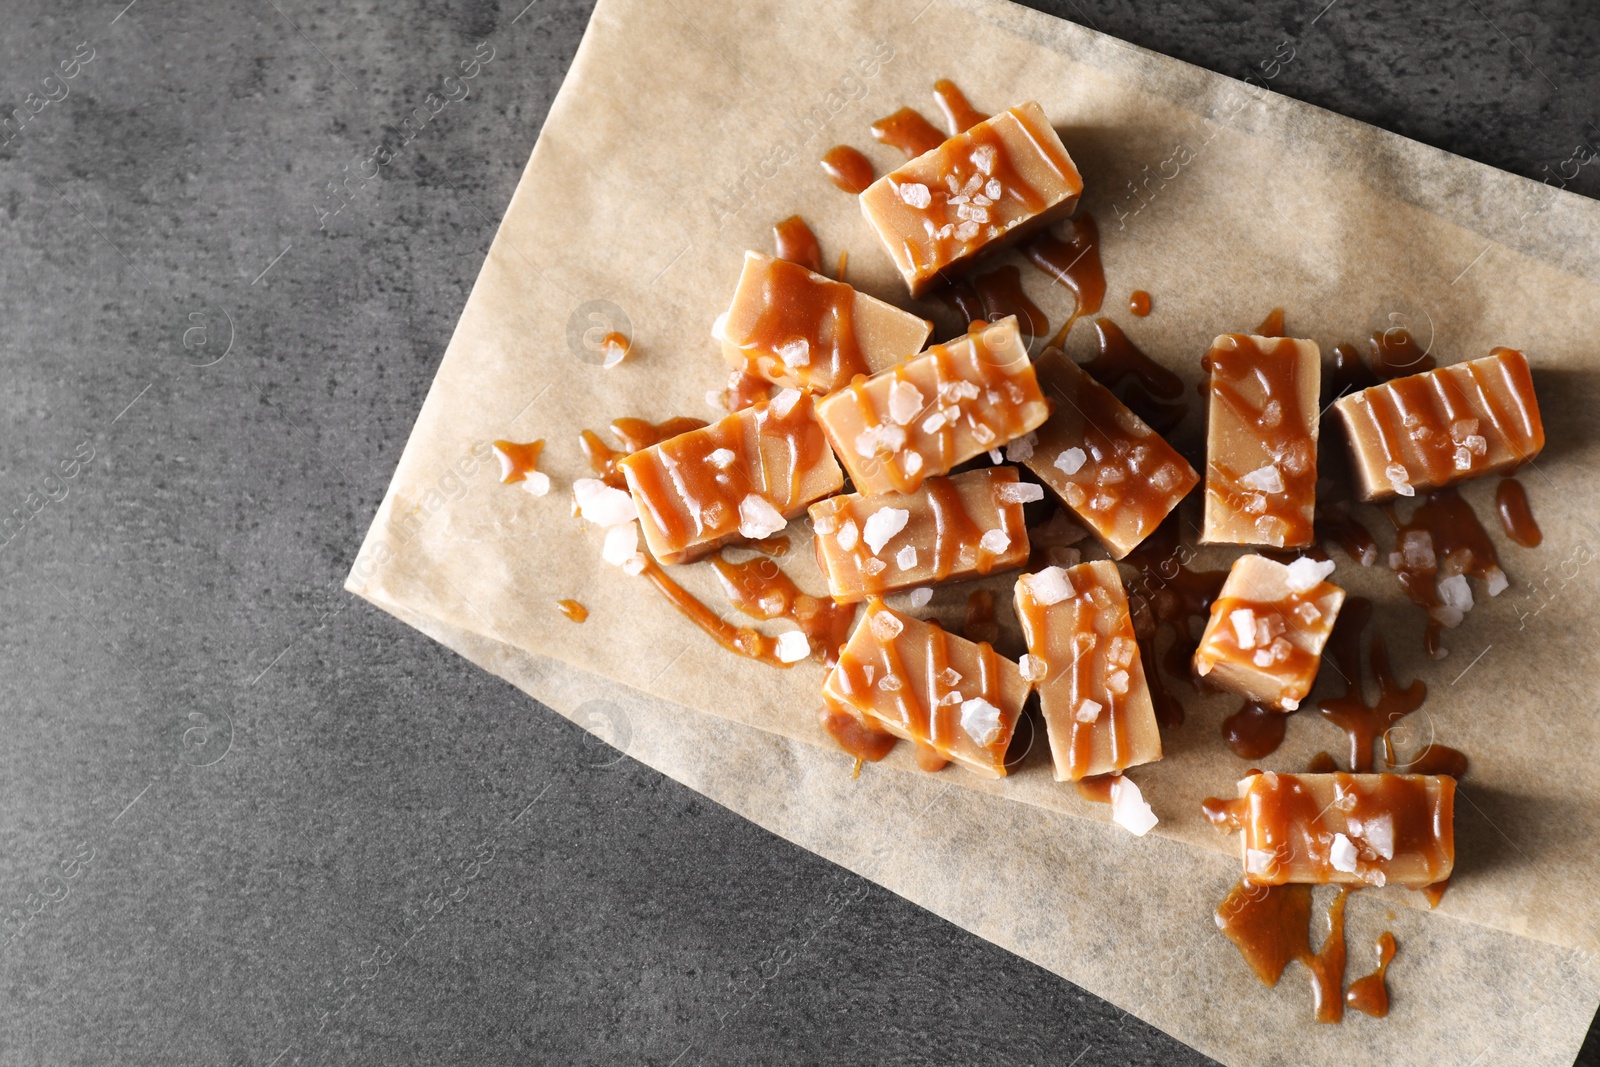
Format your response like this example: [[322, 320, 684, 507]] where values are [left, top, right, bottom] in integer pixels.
[[1013, 560, 1162, 781], [809, 467, 1032, 603], [814, 316, 1050, 496], [1229, 771, 1454, 888], [1202, 334, 1321, 548], [1332, 348, 1544, 501], [822, 599, 1028, 778], [1193, 554, 1344, 711], [860, 102, 1083, 297], [619, 390, 843, 564], [1023, 348, 1199, 559], [713, 251, 932, 393]]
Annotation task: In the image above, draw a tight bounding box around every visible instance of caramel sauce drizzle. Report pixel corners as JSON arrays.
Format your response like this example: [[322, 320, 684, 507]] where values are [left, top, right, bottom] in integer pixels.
[[731, 249, 870, 387], [1345, 932, 1396, 1017], [1382, 487, 1504, 658], [1394, 743, 1468, 778], [710, 551, 856, 667], [772, 215, 823, 275], [1082, 317, 1188, 434], [1215, 880, 1349, 1023], [623, 394, 829, 553], [971, 266, 1048, 341], [638, 557, 789, 668], [1124, 519, 1227, 729], [1026, 213, 1105, 346], [832, 601, 1008, 770], [1222, 700, 1289, 760], [1255, 307, 1285, 337], [493, 439, 544, 483], [820, 145, 875, 195], [1326, 342, 1379, 405], [871, 107, 947, 159], [1075, 772, 1118, 804], [1314, 597, 1426, 772], [1495, 477, 1541, 547], [580, 417, 707, 488], [932, 79, 988, 134], [721, 369, 773, 412], [555, 599, 588, 623], [1197, 590, 1329, 696], [819, 699, 898, 763], [1205, 334, 1317, 547], [1128, 290, 1151, 317]]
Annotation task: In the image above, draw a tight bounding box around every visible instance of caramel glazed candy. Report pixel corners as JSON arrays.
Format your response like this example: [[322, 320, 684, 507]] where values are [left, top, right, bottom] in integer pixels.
[[1333, 347, 1544, 501], [1014, 561, 1163, 782], [814, 316, 1051, 497], [618, 389, 842, 564], [860, 101, 1083, 296], [1213, 771, 1455, 889], [823, 600, 1030, 778]]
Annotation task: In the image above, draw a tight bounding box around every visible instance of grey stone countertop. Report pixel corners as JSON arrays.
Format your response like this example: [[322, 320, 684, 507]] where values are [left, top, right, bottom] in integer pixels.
[[1, 0, 1596, 1063]]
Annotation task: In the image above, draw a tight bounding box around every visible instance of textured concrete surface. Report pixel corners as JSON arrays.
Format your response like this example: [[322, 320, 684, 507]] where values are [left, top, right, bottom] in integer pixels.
[[0, 0, 1596, 1063]]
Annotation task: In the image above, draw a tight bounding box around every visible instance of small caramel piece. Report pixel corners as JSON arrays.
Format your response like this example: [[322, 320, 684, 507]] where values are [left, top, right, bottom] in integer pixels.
[[809, 467, 1032, 603], [713, 251, 932, 393], [1014, 560, 1162, 782], [619, 390, 843, 564], [822, 599, 1028, 778], [814, 317, 1050, 496], [1202, 334, 1321, 548], [1194, 554, 1344, 711], [1333, 348, 1544, 502], [859, 102, 1083, 297], [1024, 348, 1199, 559], [1222, 771, 1455, 889]]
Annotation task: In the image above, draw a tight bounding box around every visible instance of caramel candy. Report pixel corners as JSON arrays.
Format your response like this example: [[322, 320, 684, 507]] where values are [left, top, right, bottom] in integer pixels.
[[1202, 334, 1321, 548], [1023, 348, 1199, 559], [822, 599, 1028, 778], [713, 251, 932, 393], [859, 102, 1083, 297], [1193, 554, 1344, 711], [1220, 771, 1455, 889], [1013, 560, 1162, 781], [619, 390, 843, 564], [1333, 348, 1544, 502], [809, 467, 1032, 603], [814, 317, 1050, 496]]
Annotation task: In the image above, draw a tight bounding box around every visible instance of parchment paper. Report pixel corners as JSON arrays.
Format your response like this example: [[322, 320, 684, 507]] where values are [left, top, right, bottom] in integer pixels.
[[363, 586, 1600, 1066], [346, 0, 1600, 1048]]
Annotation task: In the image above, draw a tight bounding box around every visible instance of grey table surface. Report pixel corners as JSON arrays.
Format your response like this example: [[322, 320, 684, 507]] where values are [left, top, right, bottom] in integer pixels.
[[2, 0, 1597, 1064]]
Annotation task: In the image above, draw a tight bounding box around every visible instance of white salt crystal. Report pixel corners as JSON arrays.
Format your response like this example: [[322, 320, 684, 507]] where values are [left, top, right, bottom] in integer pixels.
[[1075, 698, 1102, 723], [996, 482, 1045, 504], [896, 544, 919, 571], [1024, 566, 1074, 606], [777, 340, 810, 368], [738, 494, 787, 540], [1241, 465, 1285, 494], [1437, 573, 1474, 614], [1285, 556, 1336, 593], [1004, 432, 1037, 463], [708, 447, 737, 469], [1054, 447, 1087, 476], [1018, 654, 1048, 683], [1385, 463, 1416, 497], [898, 181, 932, 208], [775, 630, 811, 663], [937, 667, 963, 688], [888, 379, 925, 426], [522, 471, 551, 497], [1486, 568, 1508, 596], [1229, 608, 1258, 649], [836, 519, 859, 551], [987, 448, 1004, 464], [979, 529, 1011, 555], [1329, 832, 1359, 874], [869, 611, 904, 641], [906, 586, 932, 609], [862, 507, 910, 555], [1111, 776, 1159, 837], [573, 478, 638, 527], [601, 521, 640, 566], [920, 411, 947, 434], [769, 387, 802, 417], [960, 697, 1003, 747]]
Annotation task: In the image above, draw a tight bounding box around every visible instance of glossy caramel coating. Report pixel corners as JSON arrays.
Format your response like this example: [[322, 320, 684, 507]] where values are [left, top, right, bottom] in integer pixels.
[[1194, 554, 1344, 711]]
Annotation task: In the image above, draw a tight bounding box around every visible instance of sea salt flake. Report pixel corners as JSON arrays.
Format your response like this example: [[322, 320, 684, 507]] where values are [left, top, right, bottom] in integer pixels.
[[522, 471, 551, 497], [937, 667, 963, 688], [1241, 465, 1285, 494], [777, 340, 810, 368], [1385, 463, 1416, 497], [573, 478, 638, 526], [1024, 566, 1075, 606], [1018, 654, 1048, 682], [1437, 573, 1474, 613], [1486, 568, 1508, 596], [1054, 447, 1087, 476], [601, 522, 640, 566], [1111, 776, 1159, 837], [907, 586, 933, 609], [979, 529, 1011, 554], [960, 697, 1004, 747], [996, 482, 1044, 504], [1106, 669, 1130, 695], [738, 495, 788, 539], [869, 611, 904, 641], [896, 544, 919, 571], [876, 674, 903, 692], [900, 451, 924, 477], [1004, 432, 1037, 462], [862, 507, 911, 555], [921, 411, 948, 434], [1329, 832, 1359, 874], [709, 448, 737, 469], [898, 181, 932, 208], [1229, 608, 1259, 649], [769, 387, 802, 417], [863, 558, 886, 576], [836, 519, 859, 551], [1074, 698, 1102, 723], [1285, 556, 1336, 593], [775, 631, 811, 663], [888, 379, 926, 426], [971, 145, 996, 174]]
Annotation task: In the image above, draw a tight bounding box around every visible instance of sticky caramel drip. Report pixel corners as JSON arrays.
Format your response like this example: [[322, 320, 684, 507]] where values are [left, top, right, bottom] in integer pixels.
[[819, 697, 898, 762], [493, 439, 544, 483], [820, 145, 875, 195], [1075, 772, 1118, 804], [1128, 290, 1151, 317], [922, 476, 998, 580], [1314, 597, 1426, 772], [1215, 880, 1348, 1024], [581, 418, 707, 488], [1382, 487, 1504, 657], [1197, 593, 1327, 683], [1124, 518, 1227, 729], [1206, 335, 1317, 547], [1345, 933, 1396, 1017], [970, 266, 1048, 341], [638, 558, 787, 667], [870, 107, 946, 159], [1394, 743, 1468, 778], [1256, 307, 1285, 337], [1084, 317, 1188, 434], [733, 255, 869, 385], [772, 215, 823, 275], [555, 599, 588, 623], [1495, 477, 1541, 547], [1026, 213, 1105, 344], [710, 552, 856, 666], [932, 79, 988, 134], [1222, 700, 1289, 760]]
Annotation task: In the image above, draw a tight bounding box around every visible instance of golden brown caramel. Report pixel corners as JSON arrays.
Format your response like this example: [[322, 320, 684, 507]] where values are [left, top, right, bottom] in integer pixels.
[[1382, 487, 1505, 657], [1023, 348, 1198, 558], [809, 467, 1031, 603], [820, 145, 875, 195], [1345, 932, 1396, 1018], [1194, 554, 1344, 711], [1208, 772, 1455, 889], [1333, 348, 1544, 502], [1027, 213, 1106, 345], [870, 107, 946, 159], [1215, 880, 1350, 1023], [932, 79, 988, 134], [492, 439, 544, 483], [580, 417, 707, 489], [1314, 597, 1426, 773], [716, 251, 931, 393], [1202, 334, 1321, 548], [819, 700, 898, 762], [1495, 476, 1541, 547], [619, 391, 842, 564], [771, 215, 822, 274], [1128, 290, 1151, 317], [822, 600, 1028, 778], [859, 103, 1083, 296], [709, 551, 857, 667], [814, 317, 1050, 496], [555, 599, 588, 623], [1014, 560, 1163, 781]]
